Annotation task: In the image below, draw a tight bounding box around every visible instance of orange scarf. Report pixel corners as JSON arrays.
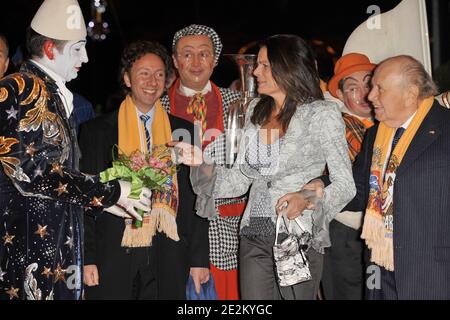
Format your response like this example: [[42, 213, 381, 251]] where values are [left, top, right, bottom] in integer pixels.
[[362, 97, 434, 271], [118, 95, 179, 247]]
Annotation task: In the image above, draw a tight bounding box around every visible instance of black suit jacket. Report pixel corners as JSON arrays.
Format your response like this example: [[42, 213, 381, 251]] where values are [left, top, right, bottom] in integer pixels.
[[345, 101, 450, 299], [78, 110, 209, 299]]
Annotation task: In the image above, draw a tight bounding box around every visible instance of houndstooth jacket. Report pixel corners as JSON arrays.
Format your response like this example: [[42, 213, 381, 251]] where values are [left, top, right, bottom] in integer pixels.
[[161, 84, 245, 270]]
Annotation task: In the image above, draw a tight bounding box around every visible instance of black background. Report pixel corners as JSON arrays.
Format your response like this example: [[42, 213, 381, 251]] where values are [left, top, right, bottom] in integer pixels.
[[1, 0, 449, 112]]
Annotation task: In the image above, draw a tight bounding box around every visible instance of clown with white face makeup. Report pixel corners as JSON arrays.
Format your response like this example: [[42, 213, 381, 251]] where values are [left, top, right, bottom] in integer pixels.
[[31, 39, 89, 117], [0, 0, 150, 300], [48, 39, 89, 82]]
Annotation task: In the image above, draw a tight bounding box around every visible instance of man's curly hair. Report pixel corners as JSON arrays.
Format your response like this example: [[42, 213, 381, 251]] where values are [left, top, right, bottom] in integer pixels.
[[119, 40, 173, 93]]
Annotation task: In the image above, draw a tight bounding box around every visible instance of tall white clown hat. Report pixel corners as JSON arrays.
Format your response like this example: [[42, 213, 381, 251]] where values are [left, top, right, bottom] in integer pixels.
[[343, 0, 431, 75], [31, 0, 87, 40]]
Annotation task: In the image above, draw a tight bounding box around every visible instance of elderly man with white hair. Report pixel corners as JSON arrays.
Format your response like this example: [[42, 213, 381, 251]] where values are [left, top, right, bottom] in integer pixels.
[[344, 55, 450, 300]]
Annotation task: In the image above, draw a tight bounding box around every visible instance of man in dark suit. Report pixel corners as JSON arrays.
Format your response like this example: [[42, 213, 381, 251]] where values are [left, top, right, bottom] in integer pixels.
[[345, 55, 450, 300], [78, 40, 209, 299]]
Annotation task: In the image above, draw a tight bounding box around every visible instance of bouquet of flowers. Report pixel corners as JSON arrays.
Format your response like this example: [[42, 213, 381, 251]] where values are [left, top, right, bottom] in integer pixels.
[[99, 145, 177, 227]]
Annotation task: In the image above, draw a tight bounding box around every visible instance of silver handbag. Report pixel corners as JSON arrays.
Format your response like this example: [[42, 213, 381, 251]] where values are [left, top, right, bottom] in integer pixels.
[[273, 214, 312, 287]]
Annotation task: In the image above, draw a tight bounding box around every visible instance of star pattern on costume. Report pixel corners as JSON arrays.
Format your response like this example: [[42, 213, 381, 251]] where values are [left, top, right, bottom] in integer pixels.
[[5, 286, 19, 300], [54, 182, 68, 196], [41, 267, 53, 279], [50, 163, 64, 177], [84, 174, 95, 183], [2, 232, 15, 245], [53, 264, 66, 283], [64, 236, 74, 249], [34, 224, 49, 240], [90, 196, 104, 207], [104, 182, 113, 191], [33, 166, 44, 178], [5, 106, 18, 120], [0, 267, 6, 281], [11, 166, 31, 183], [25, 143, 37, 158]]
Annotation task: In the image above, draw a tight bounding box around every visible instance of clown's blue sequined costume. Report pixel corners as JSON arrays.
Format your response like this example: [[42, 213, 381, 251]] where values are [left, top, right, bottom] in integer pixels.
[[0, 62, 119, 300]]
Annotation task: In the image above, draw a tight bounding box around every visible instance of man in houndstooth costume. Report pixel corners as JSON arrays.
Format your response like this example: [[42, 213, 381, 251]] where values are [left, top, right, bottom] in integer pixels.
[[161, 24, 246, 300]]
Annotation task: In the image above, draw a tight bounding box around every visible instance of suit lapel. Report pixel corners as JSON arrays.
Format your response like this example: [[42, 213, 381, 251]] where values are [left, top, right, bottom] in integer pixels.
[[397, 103, 445, 176]]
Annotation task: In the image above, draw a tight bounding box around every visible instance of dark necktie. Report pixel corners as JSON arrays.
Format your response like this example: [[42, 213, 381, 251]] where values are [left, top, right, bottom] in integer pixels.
[[140, 114, 152, 152], [384, 127, 405, 181], [390, 127, 405, 155]]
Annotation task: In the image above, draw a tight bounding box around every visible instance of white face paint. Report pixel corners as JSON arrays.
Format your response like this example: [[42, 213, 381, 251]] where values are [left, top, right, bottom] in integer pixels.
[[52, 39, 88, 82]]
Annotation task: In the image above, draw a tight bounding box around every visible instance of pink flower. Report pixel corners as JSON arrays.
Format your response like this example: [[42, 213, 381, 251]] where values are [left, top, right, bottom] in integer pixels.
[[129, 151, 146, 171], [148, 157, 164, 169]]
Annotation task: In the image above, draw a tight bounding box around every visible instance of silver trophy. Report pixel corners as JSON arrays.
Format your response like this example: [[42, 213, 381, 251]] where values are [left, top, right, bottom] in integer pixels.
[[224, 54, 258, 168]]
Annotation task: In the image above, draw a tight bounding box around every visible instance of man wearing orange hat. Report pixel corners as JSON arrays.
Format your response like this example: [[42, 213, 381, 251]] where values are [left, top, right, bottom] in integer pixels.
[[321, 53, 376, 300]]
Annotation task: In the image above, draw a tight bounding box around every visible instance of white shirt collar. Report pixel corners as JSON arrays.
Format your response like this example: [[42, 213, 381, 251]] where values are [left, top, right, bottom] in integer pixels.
[[178, 81, 212, 97], [136, 105, 156, 118], [30, 59, 74, 118], [400, 111, 417, 130], [382, 111, 418, 178]]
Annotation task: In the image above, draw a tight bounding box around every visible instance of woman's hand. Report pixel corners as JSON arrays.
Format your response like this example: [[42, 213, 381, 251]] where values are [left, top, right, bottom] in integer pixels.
[[276, 179, 325, 220], [303, 179, 325, 195], [167, 141, 204, 167], [276, 192, 310, 220]]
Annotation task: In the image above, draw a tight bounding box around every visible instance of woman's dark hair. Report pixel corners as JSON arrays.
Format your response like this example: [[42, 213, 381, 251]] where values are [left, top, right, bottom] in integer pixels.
[[26, 27, 66, 59], [251, 34, 324, 132], [119, 40, 173, 93]]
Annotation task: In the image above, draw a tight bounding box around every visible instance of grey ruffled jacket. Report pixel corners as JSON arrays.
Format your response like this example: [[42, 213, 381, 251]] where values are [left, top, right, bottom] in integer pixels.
[[191, 98, 356, 253]]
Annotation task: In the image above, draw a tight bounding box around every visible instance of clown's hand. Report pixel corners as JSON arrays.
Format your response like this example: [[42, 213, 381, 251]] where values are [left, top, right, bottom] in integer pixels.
[[104, 180, 151, 220]]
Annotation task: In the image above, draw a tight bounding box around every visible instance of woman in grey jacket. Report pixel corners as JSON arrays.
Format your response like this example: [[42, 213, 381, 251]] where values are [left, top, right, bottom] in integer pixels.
[[171, 34, 355, 300]]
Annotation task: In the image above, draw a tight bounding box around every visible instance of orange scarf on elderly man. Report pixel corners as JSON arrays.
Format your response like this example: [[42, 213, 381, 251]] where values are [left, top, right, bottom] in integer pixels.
[[118, 95, 179, 247], [362, 97, 434, 271]]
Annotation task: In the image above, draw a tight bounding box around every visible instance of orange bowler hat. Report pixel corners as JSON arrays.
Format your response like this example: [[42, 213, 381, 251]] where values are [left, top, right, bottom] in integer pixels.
[[328, 53, 376, 98]]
